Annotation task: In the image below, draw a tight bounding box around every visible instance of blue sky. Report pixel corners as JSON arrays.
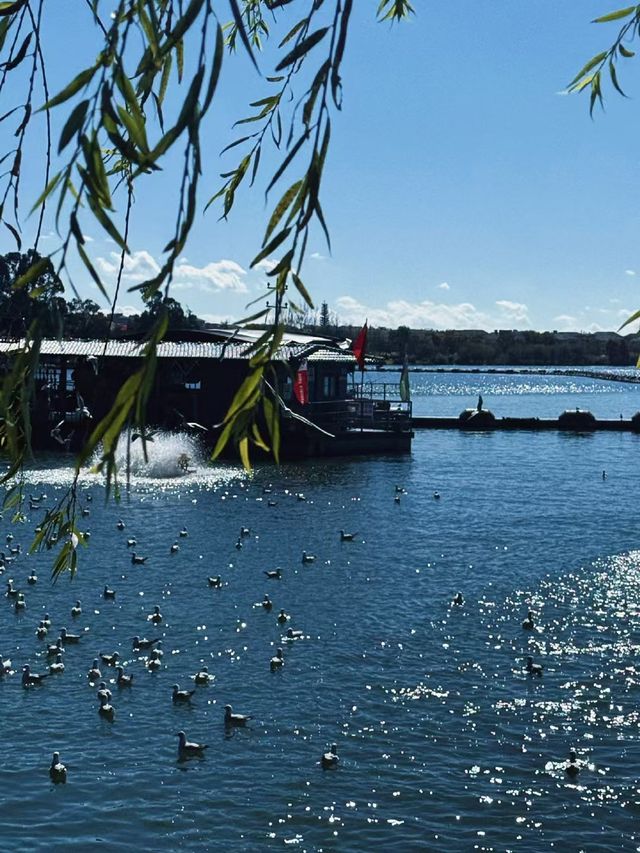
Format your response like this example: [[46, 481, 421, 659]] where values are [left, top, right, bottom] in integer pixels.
[[11, 1, 640, 332]]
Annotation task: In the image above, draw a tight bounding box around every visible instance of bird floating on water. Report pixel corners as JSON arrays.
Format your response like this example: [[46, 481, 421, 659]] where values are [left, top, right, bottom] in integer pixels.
[[264, 569, 282, 580], [49, 654, 65, 675], [170, 542, 179, 554], [176, 730, 207, 758], [126, 538, 136, 548], [116, 520, 125, 531], [116, 666, 133, 687], [100, 651, 119, 666], [98, 693, 115, 721], [301, 551, 316, 565], [147, 656, 161, 672], [526, 656, 543, 677], [321, 744, 339, 769], [49, 752, 67, 784], [27, 571, 37, 585], [82, 508, 90, 518], [36, 621, 48, 639], [208, 576, 222, 588], [132, 635, 160, 651], [565, 749, 580, 778], [97, 682, 112, 702], [262, 594, 273, 611], [0, 655, 11, 675], [240, 526, 250, 538], [522, 610, 535, 631], [270, 648, 284, 672], [433, 491, 441, 500], [148, 605, 163, 624], [46, 639, 64, 657], [14, 592, 26, 611], [224, 704, 252, 726], [43, 613, 51, 627], [179, 527, 188, 538], [131, 553, 148, 565], [59, 627, 80, 644], [277, 609, 289, 624], [173, 684, 195, 704], [71, 600, 82, 618], [22, 664, 48, 687], [286, 628, 304, 640], [340, 530, 356, 542], [103, 585, 116, 600], [88, 659, 101, 681], [194, 666, 213, 685], [452, 592, 464, 606]]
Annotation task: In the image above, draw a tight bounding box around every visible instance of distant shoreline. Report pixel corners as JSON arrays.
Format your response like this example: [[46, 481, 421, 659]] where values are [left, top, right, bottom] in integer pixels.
[[375, 366, 640, 384]]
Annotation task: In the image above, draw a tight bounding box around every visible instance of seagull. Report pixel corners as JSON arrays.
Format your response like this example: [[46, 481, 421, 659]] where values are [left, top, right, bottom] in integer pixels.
[[452, 592, 464, 606], [172, 684, 195, 704], [22, 664, 48, 687], [262, 594, 273, 611], [526, 656, 543, 677], [277, 609, 289, 624], [176, 730, 207, 758], [6, 579, 17, 598], [321, 744, 339, 769], [264, 569, 282, 580], [394, 495, 401, 504], [433, 491, 441, 500], [42, 613, 51, 627], [131, 553, 148, 565], [240, 526, 250, 538], [270, 648, 284, 672], [0, 655, 12, 675], [301, 551, 316, 565], [148, 605, 163, 624], [46, 639, 65, 657], [286, 628, 304, 640], [116, 520, 125, 531], [98, 693, 115, 721], [132, 636, 161, 651], [115, 666, 133, 687], [126, 538, 137, 548], [100, 651, 119, 666], [97, 682, 112, 703], [194, 666, 213, 685], [235, 539, 243, 550], [565, 750, 580, 778], [150, 643, 164, 659], [170, 542, 179, 554], [27, 571, 37, 585], [59, 627, 80, 644], [103, 585, 116, 600], [14, 592, 26, 611], [87, 659, 101, 681], [49, 654, 65, 675], [36, 621, 48, 639], [146, 656, 161, 672], [522, 610, 535, 631], [224, 704, 252, 726], [340, 530, 356, 541], [179, 527, 188, 538], [49, 752, 67, 784], [71, 600, 82, 618], [208, 576, 222, 588]]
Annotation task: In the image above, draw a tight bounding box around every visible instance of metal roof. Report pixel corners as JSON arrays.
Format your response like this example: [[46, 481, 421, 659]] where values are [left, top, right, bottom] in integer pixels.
[[0, 338, 357, 365]]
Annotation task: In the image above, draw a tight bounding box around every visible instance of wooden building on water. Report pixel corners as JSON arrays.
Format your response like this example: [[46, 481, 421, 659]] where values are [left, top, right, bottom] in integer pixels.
[[0, 328, 412, 458]]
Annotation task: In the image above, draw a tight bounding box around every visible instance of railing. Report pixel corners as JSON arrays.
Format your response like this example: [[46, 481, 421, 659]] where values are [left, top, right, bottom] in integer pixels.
[[303, 395, 412, 433]]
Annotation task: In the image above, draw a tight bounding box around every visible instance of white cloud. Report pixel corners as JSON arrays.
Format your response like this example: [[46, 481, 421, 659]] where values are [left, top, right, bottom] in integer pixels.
[[173, 258, 248, 293], [254, 258, 278, 273], [437, 282, 450, 291], [96, 249, 160, 281], [626, 269, 636, 276], [310, 252, 326, 261], [334, 295, 531, 331]]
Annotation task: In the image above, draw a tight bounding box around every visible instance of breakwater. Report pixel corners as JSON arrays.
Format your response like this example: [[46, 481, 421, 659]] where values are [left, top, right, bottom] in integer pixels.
[[412, 414, 639, 432]]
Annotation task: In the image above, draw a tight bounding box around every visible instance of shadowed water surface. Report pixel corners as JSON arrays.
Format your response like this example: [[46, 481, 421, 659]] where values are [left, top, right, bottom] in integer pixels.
[[1, 425, 640, 850]]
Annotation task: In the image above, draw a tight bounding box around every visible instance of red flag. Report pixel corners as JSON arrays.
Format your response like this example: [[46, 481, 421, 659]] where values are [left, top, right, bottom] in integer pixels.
[[293, 360, 309, 404], [351, 321, 368, 370]]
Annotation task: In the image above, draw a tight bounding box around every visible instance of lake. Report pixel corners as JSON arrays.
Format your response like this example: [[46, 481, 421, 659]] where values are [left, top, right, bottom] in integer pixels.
[[1, 371, 640, 851]]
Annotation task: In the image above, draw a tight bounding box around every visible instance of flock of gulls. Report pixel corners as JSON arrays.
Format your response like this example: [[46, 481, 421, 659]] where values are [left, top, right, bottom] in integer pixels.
[[0, 486, 347, 785], [2, 483, 581, 786]]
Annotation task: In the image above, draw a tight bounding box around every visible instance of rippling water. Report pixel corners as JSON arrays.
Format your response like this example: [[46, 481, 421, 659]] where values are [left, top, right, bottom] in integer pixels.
[[2, 400, 640, 850]]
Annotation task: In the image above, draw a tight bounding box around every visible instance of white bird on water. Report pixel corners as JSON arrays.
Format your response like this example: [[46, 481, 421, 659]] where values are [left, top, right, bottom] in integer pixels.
[[88, 659, 101, 681], [340, 530, 356, 541], [172, 684, 195, 704], [71, 600, 82, 618], [22, 664, 48, 687], [176, 730, 207, 758], [148, 605, 163, 624], [49, 752, 67, 784], [224, 704, 252, 726], [301, 551, 316, 565], [116, 666, 133, 687], [98, 693, 115, 720], [321, 744, 339, 769], [49, 654, 65, 675], [194, 666, 213, 685], [270, 648, 284, 672]]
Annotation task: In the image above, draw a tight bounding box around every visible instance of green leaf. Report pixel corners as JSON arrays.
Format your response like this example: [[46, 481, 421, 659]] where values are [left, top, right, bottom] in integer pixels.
[[568, 51, 608, 87], [592, 6, 637, 23], [275, 27, 329, 72], [264, 180, 302, 243], [58, 99, 89, 153], [13, 257, 49, 290], [609, 59, 627, 95], [202, 24, 224, 113], [251, 226, 291, 268], [4, 31, 31, 71], [41, 65, 97, 110], [228, 0, 260, 72], [619, 307, 640, 330], [619, 43, 635, 56], [291, 271, 314, 308]]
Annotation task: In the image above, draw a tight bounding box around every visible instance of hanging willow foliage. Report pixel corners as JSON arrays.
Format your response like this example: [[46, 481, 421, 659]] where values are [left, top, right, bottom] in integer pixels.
[[0, 0, 413, 576]]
